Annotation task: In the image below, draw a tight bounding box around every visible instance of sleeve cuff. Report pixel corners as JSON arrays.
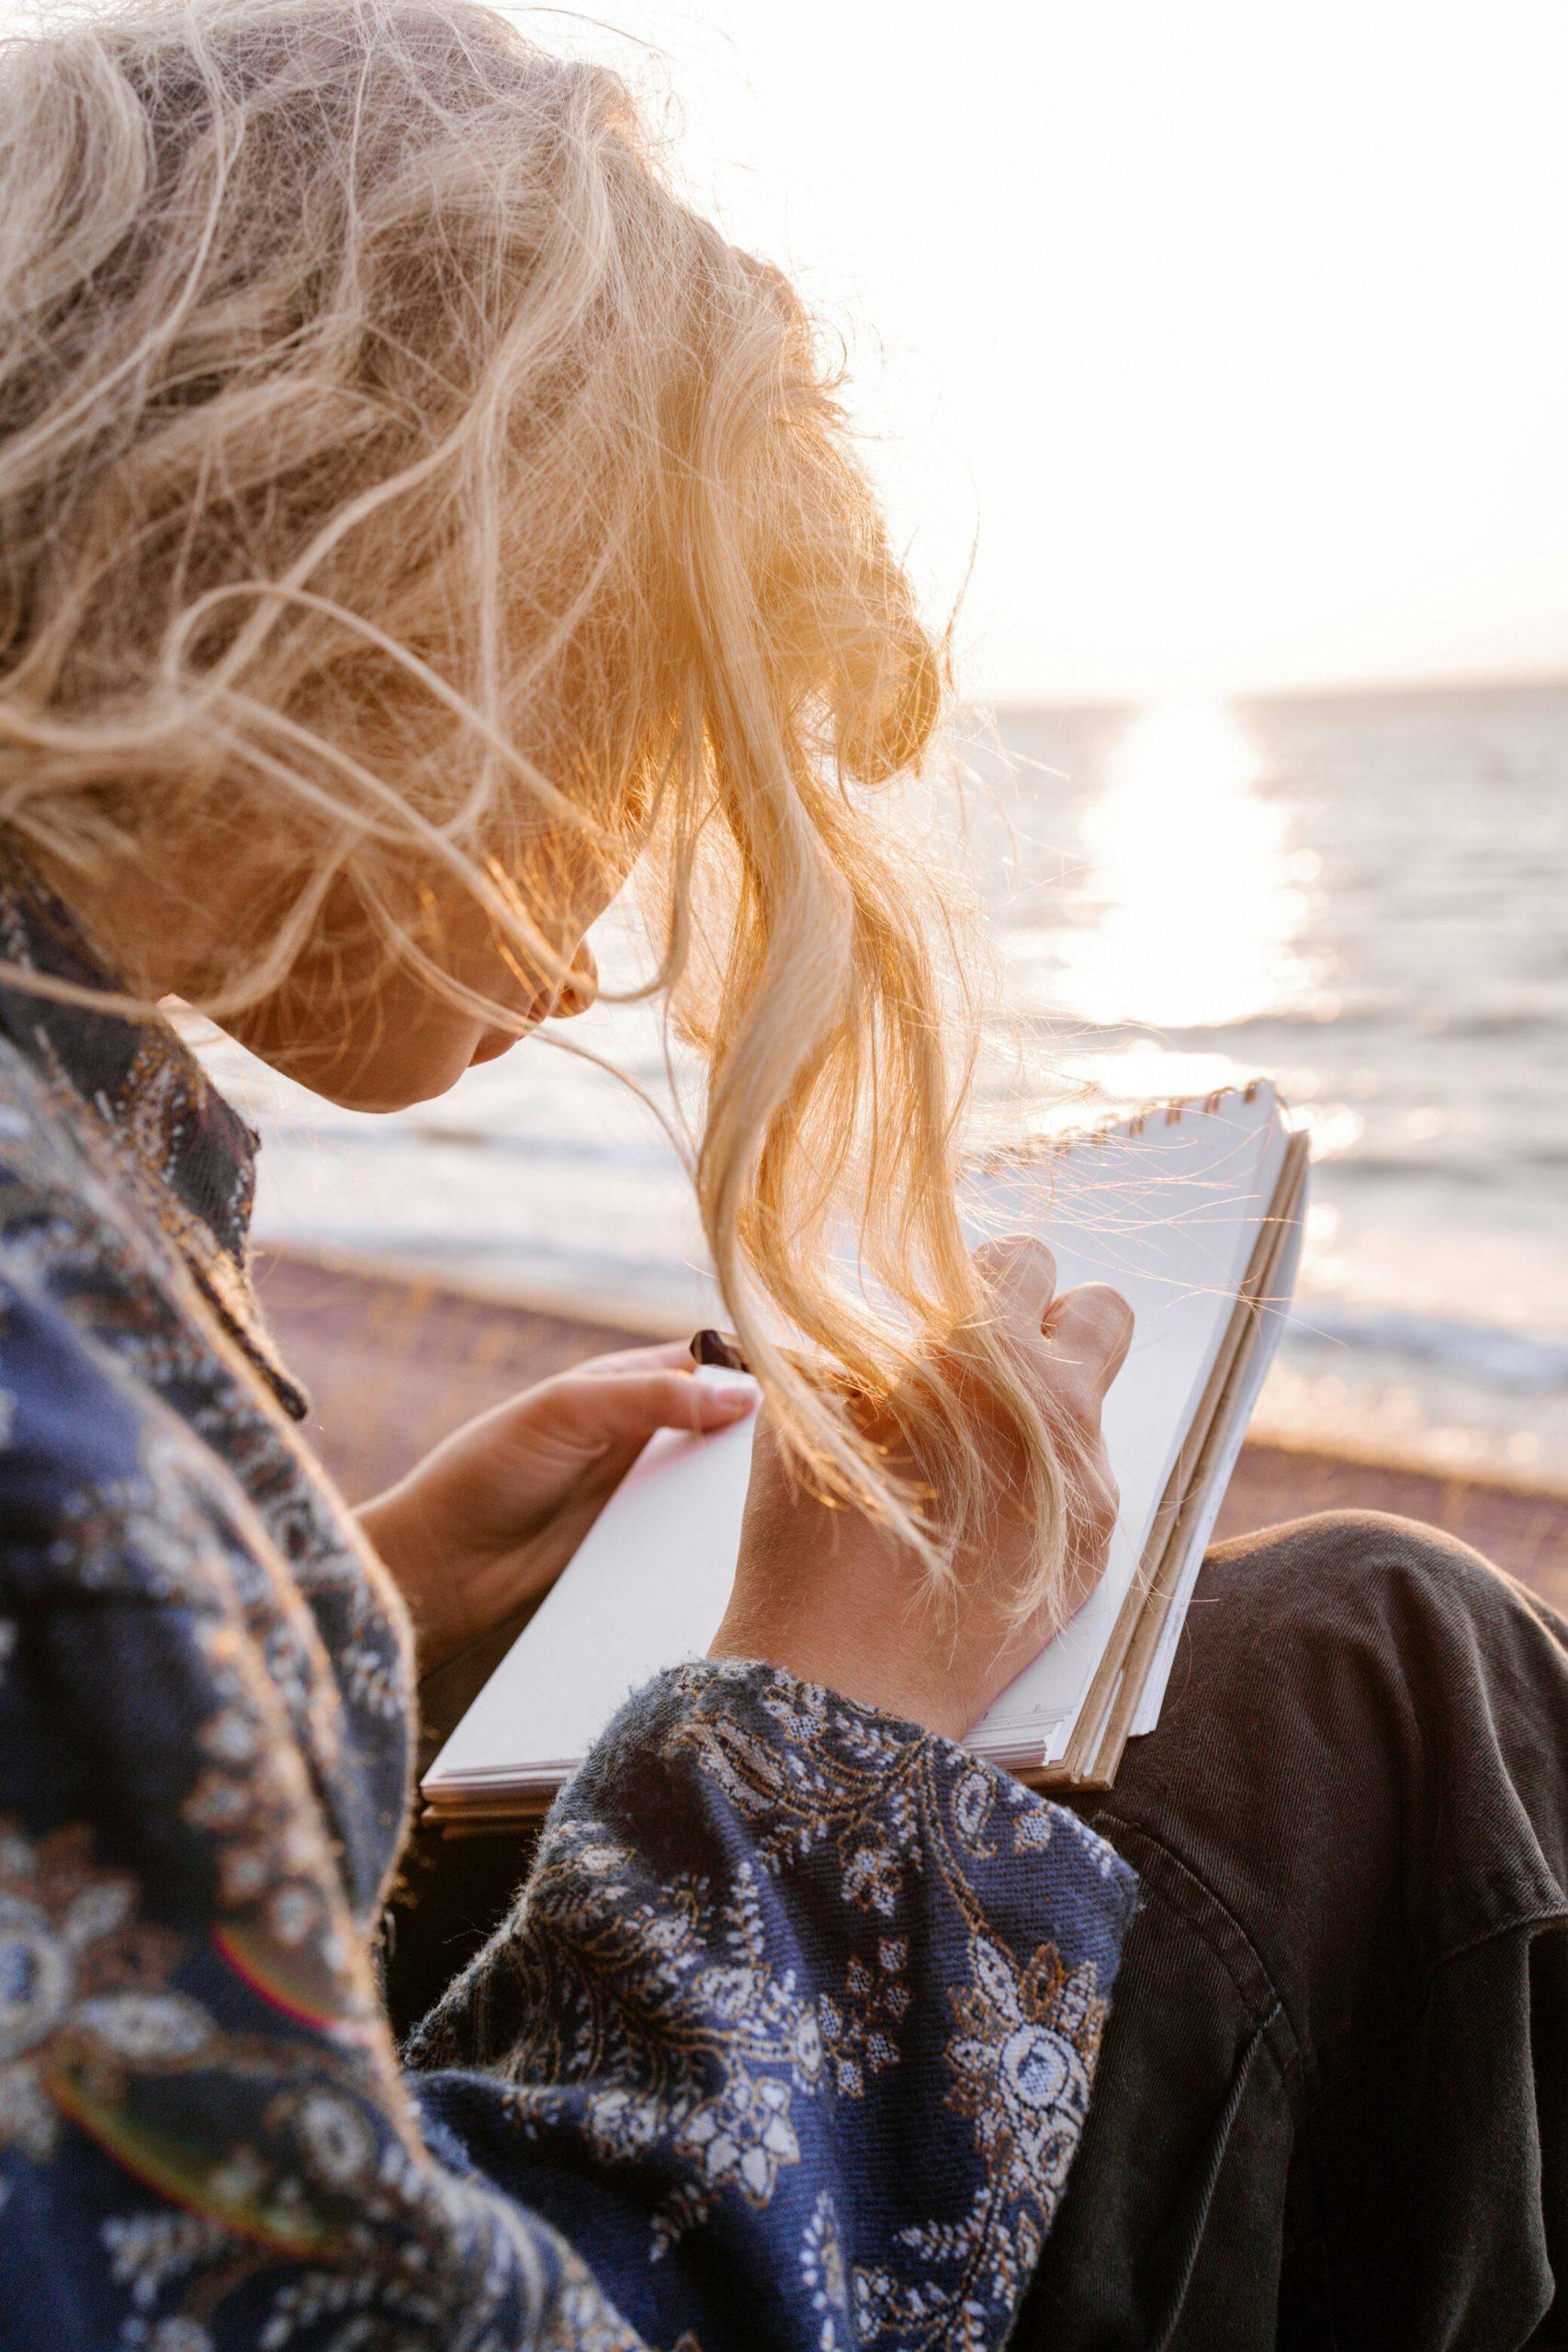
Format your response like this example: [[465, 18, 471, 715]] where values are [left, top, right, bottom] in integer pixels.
[[576, 1651, 1137, 1949]]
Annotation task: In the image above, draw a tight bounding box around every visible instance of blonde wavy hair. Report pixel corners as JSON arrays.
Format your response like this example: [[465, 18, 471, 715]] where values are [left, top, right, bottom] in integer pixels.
[[0, 0, 1079, 1616]]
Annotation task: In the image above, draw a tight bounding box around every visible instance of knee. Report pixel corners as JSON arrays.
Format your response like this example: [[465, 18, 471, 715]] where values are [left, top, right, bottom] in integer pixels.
[[1252, 1504, 1494, 1580], [1106, 1510, 1568, 2077], [1146, 1508, 1536, 1825], [1203, 1506, 1520, 1651]]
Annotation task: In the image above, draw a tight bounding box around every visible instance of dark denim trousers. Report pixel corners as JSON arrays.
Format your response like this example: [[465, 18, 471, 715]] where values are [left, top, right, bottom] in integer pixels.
[[389, 1508, 1568, 2349], [1021, 1509, 1568, 2352]]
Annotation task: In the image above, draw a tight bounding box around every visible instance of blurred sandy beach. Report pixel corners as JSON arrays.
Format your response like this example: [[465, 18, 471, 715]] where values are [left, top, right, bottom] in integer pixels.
[[258, 1248, 1568, 1617]]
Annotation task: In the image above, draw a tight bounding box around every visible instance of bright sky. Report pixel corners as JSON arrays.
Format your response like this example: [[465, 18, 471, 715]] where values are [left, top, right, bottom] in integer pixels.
[[541, 0, 1568, 702]]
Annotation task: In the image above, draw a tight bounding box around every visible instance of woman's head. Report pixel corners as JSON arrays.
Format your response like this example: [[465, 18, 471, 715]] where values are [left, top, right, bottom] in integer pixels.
[[0, 0, 1080, 1615]]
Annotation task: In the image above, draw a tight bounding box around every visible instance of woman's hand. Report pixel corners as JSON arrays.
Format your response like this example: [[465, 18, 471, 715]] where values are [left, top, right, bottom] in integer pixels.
[[358, 1340, 759, 1675], [708, 1238, 1133, 1741]]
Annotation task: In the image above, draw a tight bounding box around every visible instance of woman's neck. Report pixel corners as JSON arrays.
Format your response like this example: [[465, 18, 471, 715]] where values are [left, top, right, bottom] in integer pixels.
[[25, 840, 237, 1008]]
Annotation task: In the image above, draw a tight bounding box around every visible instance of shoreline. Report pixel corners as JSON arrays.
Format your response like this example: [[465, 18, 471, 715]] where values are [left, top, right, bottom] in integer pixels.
[[256, 1245, 1568, 1620]]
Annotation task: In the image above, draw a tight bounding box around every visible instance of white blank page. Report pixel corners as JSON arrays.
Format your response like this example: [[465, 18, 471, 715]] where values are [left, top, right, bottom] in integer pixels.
[[963, 1086, 1288, 1751], [424, 1381, 757, 1791]]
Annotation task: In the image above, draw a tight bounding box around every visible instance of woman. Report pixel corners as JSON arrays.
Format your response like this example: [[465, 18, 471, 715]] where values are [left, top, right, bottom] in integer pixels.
[[0, 5, 1562, 2348]]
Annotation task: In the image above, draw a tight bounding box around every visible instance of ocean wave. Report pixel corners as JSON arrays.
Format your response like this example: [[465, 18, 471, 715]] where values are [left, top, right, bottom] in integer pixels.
[[257, 1220, 720, 1317], [1286, 1301, 1568, 1395], [265, 1200, 1568, 1400], [1325, 1152, 1503, 1190], [1324, 1145, 1568, 1187], [402, 1125, 686, 1169], [257, 1116, 685, 1171]]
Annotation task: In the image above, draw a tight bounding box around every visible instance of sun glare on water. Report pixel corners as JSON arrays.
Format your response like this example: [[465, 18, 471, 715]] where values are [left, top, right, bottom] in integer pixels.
[[1052, 704, 1321, 1032]]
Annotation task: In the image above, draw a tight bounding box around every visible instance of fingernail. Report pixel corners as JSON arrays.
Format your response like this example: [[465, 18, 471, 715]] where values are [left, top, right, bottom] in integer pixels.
[[703, 1371, 760, 1416]]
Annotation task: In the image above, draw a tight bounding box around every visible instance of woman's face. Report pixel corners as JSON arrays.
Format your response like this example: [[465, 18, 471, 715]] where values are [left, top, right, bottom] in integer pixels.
[[224, 832, 618, 1112]]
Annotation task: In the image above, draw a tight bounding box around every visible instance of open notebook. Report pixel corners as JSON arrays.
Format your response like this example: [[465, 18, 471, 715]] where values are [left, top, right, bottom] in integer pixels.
[[423, 1082, 1310, 1824]]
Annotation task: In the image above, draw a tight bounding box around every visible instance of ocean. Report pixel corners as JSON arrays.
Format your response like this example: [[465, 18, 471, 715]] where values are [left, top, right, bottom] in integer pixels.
[[198, 676, 1568, 1480]]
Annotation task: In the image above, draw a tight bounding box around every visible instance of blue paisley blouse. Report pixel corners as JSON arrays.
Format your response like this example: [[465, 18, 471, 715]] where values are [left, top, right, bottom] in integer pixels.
[[0, 858, 1137, 2352]]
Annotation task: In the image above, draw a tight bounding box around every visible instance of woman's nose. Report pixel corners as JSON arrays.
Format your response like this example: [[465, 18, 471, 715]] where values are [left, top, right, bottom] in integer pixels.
[[551, 942, 597, 1018]]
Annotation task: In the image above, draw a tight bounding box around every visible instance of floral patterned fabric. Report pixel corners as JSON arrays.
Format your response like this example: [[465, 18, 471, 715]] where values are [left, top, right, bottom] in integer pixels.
[[0, 857, 1137, 2351]]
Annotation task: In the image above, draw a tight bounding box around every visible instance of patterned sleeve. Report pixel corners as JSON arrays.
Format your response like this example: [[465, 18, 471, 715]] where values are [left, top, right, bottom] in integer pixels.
[[0, 1276, 652, 2351], [406, 1658, 1138, 2352], [0, 1279, 1135, 2352]]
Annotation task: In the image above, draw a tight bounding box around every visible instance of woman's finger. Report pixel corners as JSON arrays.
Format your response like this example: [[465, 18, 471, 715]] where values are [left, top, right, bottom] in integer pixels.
[[541, 1365, 759, 1447], [564, 1339, 701, 1381], [1043, 1283, 1135, 1417], [973, 1234, 1058, 1333]]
